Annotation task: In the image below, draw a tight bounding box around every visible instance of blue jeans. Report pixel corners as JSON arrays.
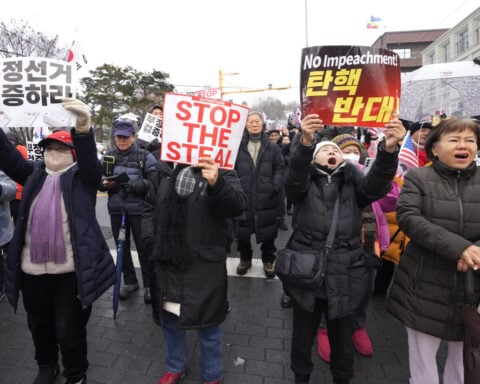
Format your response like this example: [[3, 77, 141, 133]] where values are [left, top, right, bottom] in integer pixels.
[[161, 310, 223, 382]]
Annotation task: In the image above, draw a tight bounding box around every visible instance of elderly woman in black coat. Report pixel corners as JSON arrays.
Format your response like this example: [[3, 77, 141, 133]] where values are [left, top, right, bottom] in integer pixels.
[[387, 117, 480, 384], [285, 113, 405, 384], [234, 112, 285, 278]]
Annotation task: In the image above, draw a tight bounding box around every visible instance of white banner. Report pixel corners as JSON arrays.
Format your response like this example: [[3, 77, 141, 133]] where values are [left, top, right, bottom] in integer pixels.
[[0, 57, 77, 129]]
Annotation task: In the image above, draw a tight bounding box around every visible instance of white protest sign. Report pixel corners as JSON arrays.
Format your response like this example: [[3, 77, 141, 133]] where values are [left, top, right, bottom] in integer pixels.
[[0, 57, 77, 129], [193, 88, 222, 100], [161, 93, 249, 169], [138, 112, 162, 143], [26, 140, 43, 161]]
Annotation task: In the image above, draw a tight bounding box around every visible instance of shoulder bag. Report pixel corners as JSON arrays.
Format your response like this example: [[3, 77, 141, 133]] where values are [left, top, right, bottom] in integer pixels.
[[275, 196, 340, 290]]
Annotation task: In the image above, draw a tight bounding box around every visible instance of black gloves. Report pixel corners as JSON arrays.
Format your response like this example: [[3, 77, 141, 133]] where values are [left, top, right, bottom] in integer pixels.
[[121, 179, 148, 197]]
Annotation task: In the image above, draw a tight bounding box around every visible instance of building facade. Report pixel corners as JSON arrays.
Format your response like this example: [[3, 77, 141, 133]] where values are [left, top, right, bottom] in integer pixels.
[[422, 6, 480, 64], [371, 29, 448, 73]]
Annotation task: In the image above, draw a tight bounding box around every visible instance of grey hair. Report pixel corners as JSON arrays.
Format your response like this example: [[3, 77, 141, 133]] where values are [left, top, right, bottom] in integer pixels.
[[247, 111, 264, 122]]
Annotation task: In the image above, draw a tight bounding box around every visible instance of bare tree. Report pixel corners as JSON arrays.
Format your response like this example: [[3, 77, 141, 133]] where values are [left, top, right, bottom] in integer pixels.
[[0, 19, 67, 59]]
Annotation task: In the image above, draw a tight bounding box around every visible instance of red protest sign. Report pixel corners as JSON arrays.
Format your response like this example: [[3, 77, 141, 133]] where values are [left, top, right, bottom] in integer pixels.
[[161, 93, 249, 169], [300, 46, 401, 128]]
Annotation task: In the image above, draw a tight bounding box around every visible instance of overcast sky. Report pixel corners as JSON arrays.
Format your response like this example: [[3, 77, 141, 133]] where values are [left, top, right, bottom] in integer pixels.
[[2, 0, 479, 106]]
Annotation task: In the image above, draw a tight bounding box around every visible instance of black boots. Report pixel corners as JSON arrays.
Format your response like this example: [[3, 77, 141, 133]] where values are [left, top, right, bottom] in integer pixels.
[[144, 287, 152, 304], [33, 363, 59, 384], [280, 293, 293, 308], [33, 362, 87, 384]]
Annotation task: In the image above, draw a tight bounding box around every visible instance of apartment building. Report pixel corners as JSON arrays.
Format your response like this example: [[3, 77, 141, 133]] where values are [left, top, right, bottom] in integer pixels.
[[422, 6, 480, 64]]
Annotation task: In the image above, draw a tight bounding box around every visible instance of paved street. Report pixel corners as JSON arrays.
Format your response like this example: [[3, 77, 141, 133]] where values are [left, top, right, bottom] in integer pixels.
[[0, 195, 447, 383]]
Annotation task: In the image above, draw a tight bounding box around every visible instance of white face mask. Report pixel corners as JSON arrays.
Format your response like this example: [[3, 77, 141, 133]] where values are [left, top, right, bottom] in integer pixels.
[[44, 149, 74, 172], [342, 153, 360, 165]]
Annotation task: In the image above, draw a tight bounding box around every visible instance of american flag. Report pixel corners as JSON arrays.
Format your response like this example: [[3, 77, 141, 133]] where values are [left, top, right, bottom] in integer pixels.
[[397, 130, 419, 177]]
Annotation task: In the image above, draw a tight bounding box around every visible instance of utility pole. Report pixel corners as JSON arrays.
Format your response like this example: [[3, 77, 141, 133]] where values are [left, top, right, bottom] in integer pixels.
[[218, 69, 239, 99], [218, 69, 291, 98]]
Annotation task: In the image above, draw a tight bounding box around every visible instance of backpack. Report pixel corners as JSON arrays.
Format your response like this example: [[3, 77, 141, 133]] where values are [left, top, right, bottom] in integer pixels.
[[105, 148, 148, 177]]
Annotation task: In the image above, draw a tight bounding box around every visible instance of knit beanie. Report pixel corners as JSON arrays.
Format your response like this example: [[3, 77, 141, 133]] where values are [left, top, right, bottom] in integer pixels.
[[312, 141, 342, 162], [332, 134, 364, 153]]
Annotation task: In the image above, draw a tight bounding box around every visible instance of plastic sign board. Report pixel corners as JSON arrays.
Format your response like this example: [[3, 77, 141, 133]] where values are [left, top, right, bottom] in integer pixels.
[[161, 93, 248, 169], [300, 46, 401, 128]]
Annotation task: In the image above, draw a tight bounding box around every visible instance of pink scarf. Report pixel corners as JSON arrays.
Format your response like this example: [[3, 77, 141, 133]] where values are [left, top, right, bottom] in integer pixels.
[[29, 175, 67, 264]]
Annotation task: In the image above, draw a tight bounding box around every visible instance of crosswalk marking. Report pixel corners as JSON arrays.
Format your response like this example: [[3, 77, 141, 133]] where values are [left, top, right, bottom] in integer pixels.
[[109, 250, 276, 279]]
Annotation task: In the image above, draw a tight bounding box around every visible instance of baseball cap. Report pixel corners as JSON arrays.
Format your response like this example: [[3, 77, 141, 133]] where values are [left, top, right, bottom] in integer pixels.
[[38, 130, 74, 148], [113, 120, 136, 137]]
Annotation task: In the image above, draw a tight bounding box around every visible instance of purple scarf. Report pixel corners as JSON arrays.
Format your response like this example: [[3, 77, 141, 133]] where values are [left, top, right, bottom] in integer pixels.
[[29, 174, 67, 264]]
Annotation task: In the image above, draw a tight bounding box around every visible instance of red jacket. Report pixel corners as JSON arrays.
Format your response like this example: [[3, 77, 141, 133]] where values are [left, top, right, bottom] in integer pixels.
[[14, 145, 27, 200]]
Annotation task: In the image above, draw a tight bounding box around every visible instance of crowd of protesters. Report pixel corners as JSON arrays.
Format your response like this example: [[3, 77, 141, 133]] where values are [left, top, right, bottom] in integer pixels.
[[1, 99, 479, 384]]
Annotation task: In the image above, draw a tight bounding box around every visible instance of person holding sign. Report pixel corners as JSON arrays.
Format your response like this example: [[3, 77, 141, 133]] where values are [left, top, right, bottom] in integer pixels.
[[234, 112, 286, 278], [0, 98, 116, 384], [284, 113, 405, 384], [142, 157, 246, 384]]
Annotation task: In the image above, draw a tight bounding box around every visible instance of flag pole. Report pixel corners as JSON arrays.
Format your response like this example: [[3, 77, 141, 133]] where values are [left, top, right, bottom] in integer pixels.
[[304, 0, 308, 47]]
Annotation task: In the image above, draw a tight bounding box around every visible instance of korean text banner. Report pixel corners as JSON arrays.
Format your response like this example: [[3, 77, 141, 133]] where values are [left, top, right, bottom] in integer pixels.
[[300, 46, 401, 128], [160, 93, 249, 169], [0, 57, 77, 129], [138, 112, 162, 143]]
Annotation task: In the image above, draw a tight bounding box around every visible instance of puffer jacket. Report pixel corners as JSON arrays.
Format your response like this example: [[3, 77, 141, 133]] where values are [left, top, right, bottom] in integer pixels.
[[0, 128, 116, 311], [0, 170, 16, 247], [102, 143, 157, 215], [285, 140, 399, 319], [142, 161, 246, 329], [387, 160, 480, 341], [234, 132, 285, 243]]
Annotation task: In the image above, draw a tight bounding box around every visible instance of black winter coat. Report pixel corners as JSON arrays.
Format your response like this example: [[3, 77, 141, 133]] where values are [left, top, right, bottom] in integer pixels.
[[387, 160, 480, 341], [285, 141, 399, 319], [142, 162, 246, 329], [234, 133, 285, 243], [0, 128, 116, 310]]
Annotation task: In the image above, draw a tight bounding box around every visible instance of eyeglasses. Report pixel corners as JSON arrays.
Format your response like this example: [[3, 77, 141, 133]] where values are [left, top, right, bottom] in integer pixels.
[[247, 120, 262, 124]]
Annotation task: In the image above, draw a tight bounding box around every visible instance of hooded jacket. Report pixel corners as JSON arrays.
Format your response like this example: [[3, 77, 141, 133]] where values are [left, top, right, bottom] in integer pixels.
[[284, 140, 399, 319], [0, 128, 116, 310]]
